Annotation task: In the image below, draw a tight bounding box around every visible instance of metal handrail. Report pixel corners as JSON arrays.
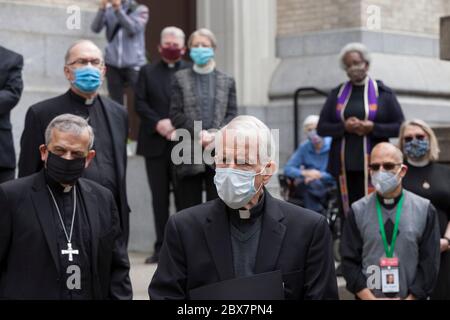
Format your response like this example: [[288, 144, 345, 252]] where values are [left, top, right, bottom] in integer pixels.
[[293, 87, 329, 150]]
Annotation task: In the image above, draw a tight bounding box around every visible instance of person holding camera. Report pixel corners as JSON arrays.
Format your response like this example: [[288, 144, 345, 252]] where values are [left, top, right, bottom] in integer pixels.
[[91, 0, 149, 105]]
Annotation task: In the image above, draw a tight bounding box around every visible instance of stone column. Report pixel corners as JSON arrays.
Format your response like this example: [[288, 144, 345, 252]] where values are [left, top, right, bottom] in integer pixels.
[[196, 0, 280, 192], [197, 0, 279, 117]]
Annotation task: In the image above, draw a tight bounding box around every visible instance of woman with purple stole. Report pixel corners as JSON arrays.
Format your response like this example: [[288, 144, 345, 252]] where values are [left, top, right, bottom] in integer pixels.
[[317, 43, 404, 217]]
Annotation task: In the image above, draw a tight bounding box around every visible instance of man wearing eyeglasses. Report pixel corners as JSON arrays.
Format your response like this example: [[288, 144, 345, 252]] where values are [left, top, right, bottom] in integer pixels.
[[340, 142, 440, 300], [18, 40, 131, 244]]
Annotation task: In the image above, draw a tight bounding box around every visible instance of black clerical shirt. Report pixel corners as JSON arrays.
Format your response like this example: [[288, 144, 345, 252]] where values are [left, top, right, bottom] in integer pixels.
[[376, 192, 403, 244], [67, 90, 118, 200], [343, 85, 365, 171], [46, 173, 93, 300], [228, 191, 266, 278]]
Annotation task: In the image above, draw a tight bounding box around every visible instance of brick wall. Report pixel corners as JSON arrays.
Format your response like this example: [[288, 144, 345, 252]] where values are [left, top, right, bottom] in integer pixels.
[[278, 0, 450, 36], [277, 0, 361, 36], [361, 0, 450, 35]]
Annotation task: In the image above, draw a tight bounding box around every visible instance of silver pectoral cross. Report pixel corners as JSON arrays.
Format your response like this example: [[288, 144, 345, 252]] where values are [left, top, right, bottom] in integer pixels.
[[61, 243, 79, 262]]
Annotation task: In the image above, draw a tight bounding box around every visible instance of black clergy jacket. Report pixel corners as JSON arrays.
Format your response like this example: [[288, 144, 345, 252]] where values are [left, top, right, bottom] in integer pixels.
[[0, 46, 23, 169], [149, 191, 339, 300], [0, 170, 132, 300], [17, 90, 130, 241], [135, 59, 191, 159]]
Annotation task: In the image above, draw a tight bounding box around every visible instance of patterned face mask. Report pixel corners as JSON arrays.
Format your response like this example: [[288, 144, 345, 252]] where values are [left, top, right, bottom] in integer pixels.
[[404, 139, 429, 159]]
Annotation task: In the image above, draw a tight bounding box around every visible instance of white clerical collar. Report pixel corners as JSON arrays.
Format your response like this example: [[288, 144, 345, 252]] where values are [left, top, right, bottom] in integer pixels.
[[377, 192, 402, 206], [193, 60, 216, 74], [69, 89, 97, 105], [62, 185, 73, 193], [238, 209, 251, 219], [85, 97, 95, 105], [407, 158, 430, 167]]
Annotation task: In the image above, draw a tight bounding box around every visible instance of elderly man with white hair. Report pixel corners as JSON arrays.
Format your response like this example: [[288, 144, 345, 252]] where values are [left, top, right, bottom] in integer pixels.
[[317, 42, 404, 217], [284, 115, 335, 213], [135, 26, 191, 264], [149, 116, 338, 300]]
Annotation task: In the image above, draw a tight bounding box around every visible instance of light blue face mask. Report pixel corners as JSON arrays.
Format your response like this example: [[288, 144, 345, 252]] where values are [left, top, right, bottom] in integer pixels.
[[189, 47, 214, 66], [371, 168, 401, 195], [214, 166, 266, 209], [72, 66, 102, 93]]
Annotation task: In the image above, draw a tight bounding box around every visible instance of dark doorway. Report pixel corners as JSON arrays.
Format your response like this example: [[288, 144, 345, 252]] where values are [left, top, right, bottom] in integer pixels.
[[143, 0, 196, 62], [127, 0, 197, 141]]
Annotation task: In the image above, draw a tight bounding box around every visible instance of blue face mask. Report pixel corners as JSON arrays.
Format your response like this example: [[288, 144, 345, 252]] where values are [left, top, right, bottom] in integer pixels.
[[72, 67, 102, 93], [214, 166, 265, 209], [404, 139, 429, 159], [189, 47, 214, 66]]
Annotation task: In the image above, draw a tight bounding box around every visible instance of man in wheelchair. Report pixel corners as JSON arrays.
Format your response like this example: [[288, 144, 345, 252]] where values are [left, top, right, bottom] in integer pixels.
[[282, 115, 336, 214]]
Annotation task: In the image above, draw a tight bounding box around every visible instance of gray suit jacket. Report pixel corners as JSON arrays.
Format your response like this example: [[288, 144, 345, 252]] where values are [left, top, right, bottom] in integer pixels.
[[169, 68, 237, 135], [169, 68, 238, 177]]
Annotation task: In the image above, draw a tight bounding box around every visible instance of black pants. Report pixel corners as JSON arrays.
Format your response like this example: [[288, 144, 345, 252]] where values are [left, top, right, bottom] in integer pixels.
[[119, 198, 130, 247], [175, 165, 218, 211], [0, 168, 15, 184], [346, 171, 365, 206], [145, 151, 176, 254], [106, 64, 139, 105]]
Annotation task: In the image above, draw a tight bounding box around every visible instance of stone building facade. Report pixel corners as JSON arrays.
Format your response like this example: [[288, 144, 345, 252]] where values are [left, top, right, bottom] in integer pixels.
[[1, 0, 450, 251]]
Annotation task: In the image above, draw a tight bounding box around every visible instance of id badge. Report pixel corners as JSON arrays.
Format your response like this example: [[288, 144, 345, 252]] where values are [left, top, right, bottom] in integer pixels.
[[380, 257, 399, 293]]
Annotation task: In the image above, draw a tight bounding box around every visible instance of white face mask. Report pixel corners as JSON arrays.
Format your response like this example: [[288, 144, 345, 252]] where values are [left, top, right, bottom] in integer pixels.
[[214, 166, 266, 209], [371, 167, 402, 195]]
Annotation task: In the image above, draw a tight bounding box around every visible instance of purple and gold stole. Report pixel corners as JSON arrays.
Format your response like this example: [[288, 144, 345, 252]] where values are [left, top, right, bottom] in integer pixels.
[[336, 77, 378, 215]]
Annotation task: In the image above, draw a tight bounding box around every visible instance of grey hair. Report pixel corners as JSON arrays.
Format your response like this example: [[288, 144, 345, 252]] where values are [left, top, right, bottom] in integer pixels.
[[64, 39, 103, 64], [188, 28, 217, 49], [303, 115, 319, 129], [160, 26, 185, 45], [398, 119, 440, 161], [339, 42, 371, 70], [218, 115, 277, 165], [45, 114, 95, 150]]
